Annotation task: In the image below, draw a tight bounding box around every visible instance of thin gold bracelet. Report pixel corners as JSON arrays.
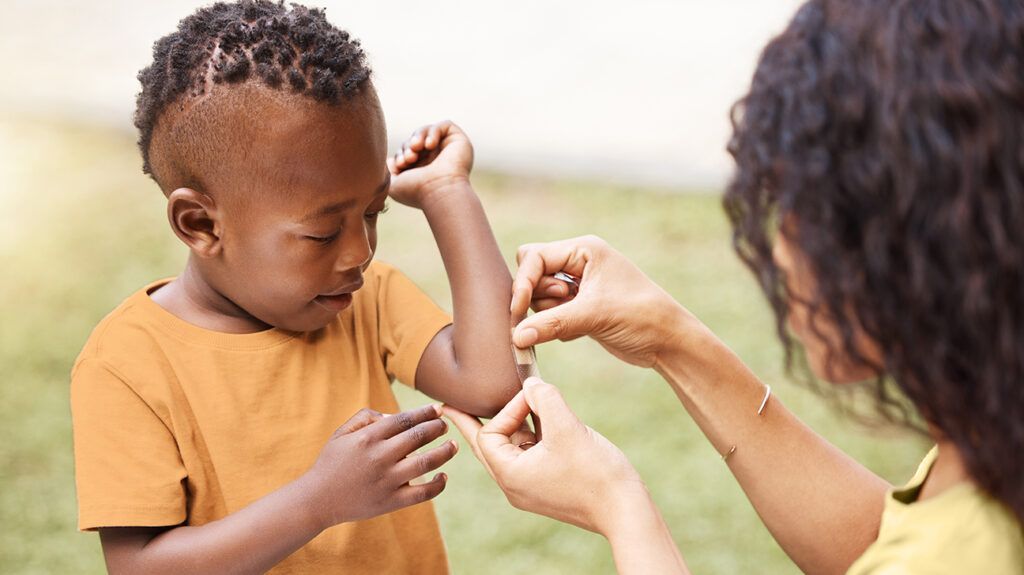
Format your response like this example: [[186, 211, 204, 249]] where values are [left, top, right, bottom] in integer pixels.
[[721, 383, 771, 462]]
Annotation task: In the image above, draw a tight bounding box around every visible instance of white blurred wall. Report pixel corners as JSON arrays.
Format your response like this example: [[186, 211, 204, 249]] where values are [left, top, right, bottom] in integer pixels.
[[0, 0, 804, 188]]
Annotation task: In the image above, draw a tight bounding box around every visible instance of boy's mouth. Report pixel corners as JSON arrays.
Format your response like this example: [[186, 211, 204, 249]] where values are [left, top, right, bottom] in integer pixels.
[[313, 279, 364, 312]]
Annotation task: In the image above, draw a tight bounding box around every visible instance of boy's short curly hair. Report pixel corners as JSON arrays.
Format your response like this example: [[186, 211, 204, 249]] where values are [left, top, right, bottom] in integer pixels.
[[134, 0, 372, 183], [725, 0, 1024, 523]]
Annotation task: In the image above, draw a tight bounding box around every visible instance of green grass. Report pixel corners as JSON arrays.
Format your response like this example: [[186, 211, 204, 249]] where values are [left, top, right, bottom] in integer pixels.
[[0, 118, 929, 574]]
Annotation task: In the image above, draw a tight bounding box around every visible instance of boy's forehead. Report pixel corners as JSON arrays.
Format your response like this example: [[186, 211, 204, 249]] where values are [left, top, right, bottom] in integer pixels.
[[173, 84, 387, 208]]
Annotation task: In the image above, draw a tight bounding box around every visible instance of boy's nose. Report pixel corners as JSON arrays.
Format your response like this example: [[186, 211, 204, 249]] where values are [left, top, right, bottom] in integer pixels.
[[336, 225, 373, 271]]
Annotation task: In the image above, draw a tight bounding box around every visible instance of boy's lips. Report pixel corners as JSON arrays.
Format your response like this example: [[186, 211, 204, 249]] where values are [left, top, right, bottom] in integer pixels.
[[314, 279, 364, 312]]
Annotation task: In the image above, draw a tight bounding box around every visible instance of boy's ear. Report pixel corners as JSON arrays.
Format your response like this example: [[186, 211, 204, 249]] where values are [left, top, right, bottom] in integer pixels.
[[167, 188, 222, 258]]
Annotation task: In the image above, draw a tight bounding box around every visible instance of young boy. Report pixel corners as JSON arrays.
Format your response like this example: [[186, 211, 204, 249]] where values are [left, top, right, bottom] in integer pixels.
[[70, 1, 521, 573]]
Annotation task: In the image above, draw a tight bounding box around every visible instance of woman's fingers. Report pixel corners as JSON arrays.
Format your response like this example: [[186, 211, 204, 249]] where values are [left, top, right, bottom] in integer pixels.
[[443, 405, 499, 479], [511, 236, 606, 318], [520, 377, 580, 438], [478, 391, 534, 473], [443, 406, 483, 458], [508, 419, 537, 450]]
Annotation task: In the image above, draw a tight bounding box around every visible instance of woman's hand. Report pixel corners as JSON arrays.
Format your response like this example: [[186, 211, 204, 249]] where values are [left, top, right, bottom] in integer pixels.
[[444, 377, 647, 535], [446, 377, 691, 574], [512, 235, 700, 368]]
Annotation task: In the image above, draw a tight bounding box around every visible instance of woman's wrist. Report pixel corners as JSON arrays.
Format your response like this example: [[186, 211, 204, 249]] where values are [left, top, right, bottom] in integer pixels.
[[596, 480, 660, 540], [600, 482, 691, 575], [651, 301, 722, 379]]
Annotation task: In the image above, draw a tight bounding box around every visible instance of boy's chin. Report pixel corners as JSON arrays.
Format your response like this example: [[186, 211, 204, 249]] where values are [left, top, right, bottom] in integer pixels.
[[266, 308, 340, 333]]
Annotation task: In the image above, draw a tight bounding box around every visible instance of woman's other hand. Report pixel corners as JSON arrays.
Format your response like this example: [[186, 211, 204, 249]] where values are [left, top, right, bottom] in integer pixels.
[[444, 377, 647, 535]]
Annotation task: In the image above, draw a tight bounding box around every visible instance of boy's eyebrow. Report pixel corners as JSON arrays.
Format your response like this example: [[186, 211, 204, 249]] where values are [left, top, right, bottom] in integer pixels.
[[300, 174, 391, 222]]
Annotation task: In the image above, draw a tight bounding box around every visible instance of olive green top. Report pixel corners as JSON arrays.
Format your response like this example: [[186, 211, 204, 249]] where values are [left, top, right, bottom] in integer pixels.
[[847, 446, 1023, 574]]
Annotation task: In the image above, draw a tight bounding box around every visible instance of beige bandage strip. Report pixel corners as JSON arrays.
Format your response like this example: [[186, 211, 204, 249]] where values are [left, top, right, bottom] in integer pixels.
[[512, 341, 541, 382], [510, 271, 579, 383]]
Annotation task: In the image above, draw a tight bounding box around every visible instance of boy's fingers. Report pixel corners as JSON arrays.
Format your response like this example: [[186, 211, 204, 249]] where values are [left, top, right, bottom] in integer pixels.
[[396, 473, 448, 507], [371, 404, 442, 439], [392, 440, 458, 485], [387, 418, 449, 456], [334, 408, 383, 437], [409, 130, 424, 151], [404, 149, 418, 164], [426, 124, 443, 149]]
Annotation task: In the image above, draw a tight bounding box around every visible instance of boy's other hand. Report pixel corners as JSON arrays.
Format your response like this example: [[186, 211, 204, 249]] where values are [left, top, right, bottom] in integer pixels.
[[300, 404, 457, 530], [388, 121, 474, 209]]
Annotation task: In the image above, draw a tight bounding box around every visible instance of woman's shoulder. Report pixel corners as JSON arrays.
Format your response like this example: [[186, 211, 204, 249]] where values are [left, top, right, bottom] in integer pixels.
[[847, 448, 1023, 574]]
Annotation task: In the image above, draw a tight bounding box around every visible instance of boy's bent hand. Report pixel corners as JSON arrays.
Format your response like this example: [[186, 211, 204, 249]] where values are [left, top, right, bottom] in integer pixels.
[[302, 404, 457, 530], [388, 121, 474, 208]]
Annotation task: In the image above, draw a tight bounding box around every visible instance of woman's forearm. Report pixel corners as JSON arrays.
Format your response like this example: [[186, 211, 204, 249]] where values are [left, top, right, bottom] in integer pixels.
[[603, 487, 691, 575], [655, 310, 889, 575]]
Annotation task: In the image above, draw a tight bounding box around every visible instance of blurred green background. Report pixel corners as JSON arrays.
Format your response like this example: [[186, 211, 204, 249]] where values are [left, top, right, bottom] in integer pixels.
[[0, 117, 928, 573]]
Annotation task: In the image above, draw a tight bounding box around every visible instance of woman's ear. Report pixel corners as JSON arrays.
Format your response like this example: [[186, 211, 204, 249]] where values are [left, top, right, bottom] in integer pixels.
[[167, 188, 222, 258]]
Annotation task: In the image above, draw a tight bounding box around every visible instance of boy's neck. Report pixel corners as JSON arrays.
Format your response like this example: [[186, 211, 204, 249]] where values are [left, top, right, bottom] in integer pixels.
[[149, 257, 273, 334]]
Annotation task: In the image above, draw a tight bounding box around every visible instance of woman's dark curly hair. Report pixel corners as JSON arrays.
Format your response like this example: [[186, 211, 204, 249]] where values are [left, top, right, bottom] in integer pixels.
[[724, 0, 1024, 524], [134, 0, 371, 179]]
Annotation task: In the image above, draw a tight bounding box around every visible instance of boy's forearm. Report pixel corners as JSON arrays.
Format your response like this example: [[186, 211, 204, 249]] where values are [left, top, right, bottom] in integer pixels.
[[417, 179, 521, 416], [103, 473, 324, 575]]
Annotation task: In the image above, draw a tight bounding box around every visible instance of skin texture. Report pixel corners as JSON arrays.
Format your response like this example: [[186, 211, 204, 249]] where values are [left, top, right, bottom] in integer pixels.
[[447, 235, 972, 575], [100, 85, 521, 573]]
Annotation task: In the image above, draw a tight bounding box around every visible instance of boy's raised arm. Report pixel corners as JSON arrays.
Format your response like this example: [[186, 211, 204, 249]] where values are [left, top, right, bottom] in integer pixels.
[[388, 121, 522, 417]]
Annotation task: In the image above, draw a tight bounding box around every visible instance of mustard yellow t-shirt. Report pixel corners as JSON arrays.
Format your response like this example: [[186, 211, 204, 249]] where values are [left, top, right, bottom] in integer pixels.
[[848, 446, 1024, 574], [70, 261, 453, 574]]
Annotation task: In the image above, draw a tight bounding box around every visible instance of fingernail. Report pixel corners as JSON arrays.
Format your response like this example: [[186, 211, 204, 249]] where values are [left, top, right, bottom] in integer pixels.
[[523, 376, 541, 388], [516, 327, 538, 347], [450, 440, 459, 453], [432, 403, 443, 416]]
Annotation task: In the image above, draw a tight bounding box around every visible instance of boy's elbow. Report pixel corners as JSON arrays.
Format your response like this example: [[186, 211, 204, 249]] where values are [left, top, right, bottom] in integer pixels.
[[458, 377, 521, 418]]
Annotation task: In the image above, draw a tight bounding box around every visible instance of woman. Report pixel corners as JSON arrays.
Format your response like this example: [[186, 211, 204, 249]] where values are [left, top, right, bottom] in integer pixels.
[[446, 0, 1024, 573]]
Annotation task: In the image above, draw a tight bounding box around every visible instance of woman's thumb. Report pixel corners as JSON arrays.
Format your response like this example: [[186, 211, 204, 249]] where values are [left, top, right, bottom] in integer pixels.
[[513, 299, 590, 348]]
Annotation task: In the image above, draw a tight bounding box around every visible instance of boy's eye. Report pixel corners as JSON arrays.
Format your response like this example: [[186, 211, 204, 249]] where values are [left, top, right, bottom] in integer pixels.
[[365, 203, 390, 221], [306, 232, 339, 244]]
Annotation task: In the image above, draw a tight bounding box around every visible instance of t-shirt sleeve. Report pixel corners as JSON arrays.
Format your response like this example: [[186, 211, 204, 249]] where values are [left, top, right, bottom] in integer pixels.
[[375, 264, 453, 388], [70, 358, 187, 531]]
